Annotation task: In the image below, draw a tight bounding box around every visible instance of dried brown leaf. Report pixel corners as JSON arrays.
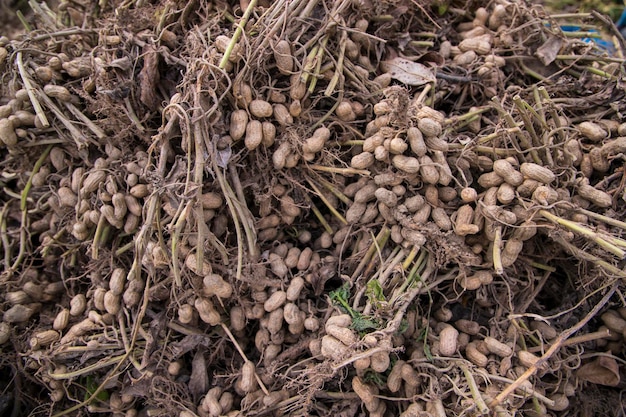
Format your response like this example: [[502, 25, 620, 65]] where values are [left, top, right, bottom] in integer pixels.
[[577, 356, 620, 386], [535, 36, 563, 66], [380, 57, 436, 86], [139, 46, 160, 111], [188, 349, 209, 398]]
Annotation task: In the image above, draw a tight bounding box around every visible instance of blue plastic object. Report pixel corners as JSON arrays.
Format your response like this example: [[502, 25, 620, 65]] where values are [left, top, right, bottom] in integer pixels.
[[617, 8, 626, 38], [559, 24, 616, 55], [616, 8, 626, 29]]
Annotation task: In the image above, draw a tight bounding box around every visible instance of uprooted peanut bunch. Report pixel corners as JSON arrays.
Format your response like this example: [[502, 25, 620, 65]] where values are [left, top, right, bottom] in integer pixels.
[[1, 0, 626, 416]]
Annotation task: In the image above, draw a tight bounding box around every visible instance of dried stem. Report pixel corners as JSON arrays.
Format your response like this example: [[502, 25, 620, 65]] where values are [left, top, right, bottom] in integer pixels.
[[306, 178, 347, 225], [488, 284, 617, 408], [16, 51, 49, 127], [221, 323, 269, 396], [492, 227, 504, 275], [528, 328, 612, 353]]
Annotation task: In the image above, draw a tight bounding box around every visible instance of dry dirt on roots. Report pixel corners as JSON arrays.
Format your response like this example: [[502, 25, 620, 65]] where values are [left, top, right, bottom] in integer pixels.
[[1, 0, 626, 416]]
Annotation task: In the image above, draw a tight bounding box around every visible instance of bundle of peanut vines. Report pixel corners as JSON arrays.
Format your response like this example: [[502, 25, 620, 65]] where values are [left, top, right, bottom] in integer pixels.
[[1, 0, 626, 416]]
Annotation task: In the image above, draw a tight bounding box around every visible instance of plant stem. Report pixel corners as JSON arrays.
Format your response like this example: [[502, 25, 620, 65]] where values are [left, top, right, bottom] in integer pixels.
[[489, 284, 616, 408], [493, 227, 504, 275], [16, 52, 49, 127], [540, 210, 626, 258], [460, 362, 490, 415], [21, 145, 52, 211], [219, 0, 257, 69], [306, 178, 347, 225]]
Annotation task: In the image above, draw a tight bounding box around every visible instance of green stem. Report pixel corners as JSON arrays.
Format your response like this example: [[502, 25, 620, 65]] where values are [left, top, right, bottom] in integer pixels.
[[585, 66, 618, 80], [50, 354, 128, 379], [21, 144, 53, 211], [302, 193, 333, 235], [91, 212, 106, 260], [0, 205, 11, 268], [314, 176, 352, 205], [460, 362, 490, 415], [308, 36, 328, 93], [556, 54, 625, 63], [492, 97, 541, 163], [219, 0, 257, 69], [578, 208, 626, 231], [540, 210, 625, 258], [306, 178, 347, 225]]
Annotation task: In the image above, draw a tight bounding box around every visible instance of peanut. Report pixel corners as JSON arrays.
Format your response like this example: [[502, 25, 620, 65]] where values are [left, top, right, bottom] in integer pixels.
[[239, 361, 258, 393], [418, 155, 439, 184], [302, 126, 331, 154], [392, 155, 420, 173], [336, 101, 356, 122], [417, 117, 442, 137], [351, 152, 375, 169], [245, 119, 263, 151], [501, 238, 523, 268], [43, 84, 73, 102], [520, 162, 555, 183], [249, 100, 273, 118], [352, 377, 380, 412], [438, 325, 459, 356], [264, 290, 287, 312], [493, 159, 523, 186], [578, 121, 607, 142], [229, 110, 248, 141], [203, 274, 233, 299], [273, 40, 293, 75], [465, 342, 488, 367], [363, 132, 384, 153], [271, 103, 292, 127], [321, 335, 350, 357], [478, 171, 504, 188], [370, 350, 390, 373], [577, 183, 612, 207], [589, 147, 610, 172], [484, 336, 513, 357], [53, 308, 70, 331], [375, 188, 398, 207]]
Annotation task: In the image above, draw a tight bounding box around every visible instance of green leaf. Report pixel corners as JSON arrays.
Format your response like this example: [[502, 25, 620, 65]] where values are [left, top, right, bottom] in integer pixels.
[[397, 318, 409, 335], [423, 342, 433, 361], [365, 279, 385, 304], [329, 283, 353, 316], [329, 284, 350, 303], [363, 369, 386, 387], [83, 376, 109, 403], [416, 326, 433, 361], [351, 314, 379, 332]]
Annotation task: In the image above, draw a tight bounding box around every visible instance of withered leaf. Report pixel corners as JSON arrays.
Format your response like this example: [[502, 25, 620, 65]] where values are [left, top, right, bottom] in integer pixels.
[[139, 45, 160, 111], [170, 334, 210, 359], [577, 356, 620, 386], [380, 57, 436, 86], [188, 348, 209, 399], [536, 36, 563, 66]]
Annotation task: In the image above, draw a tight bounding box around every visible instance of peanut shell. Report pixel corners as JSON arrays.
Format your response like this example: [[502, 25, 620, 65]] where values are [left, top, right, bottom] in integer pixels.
[[245, 119, 263, 150], [438, 325, 459, 356], [274, 40, 293, 75], [520, 162, 555, 183], [249, 100, 273, 118]]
